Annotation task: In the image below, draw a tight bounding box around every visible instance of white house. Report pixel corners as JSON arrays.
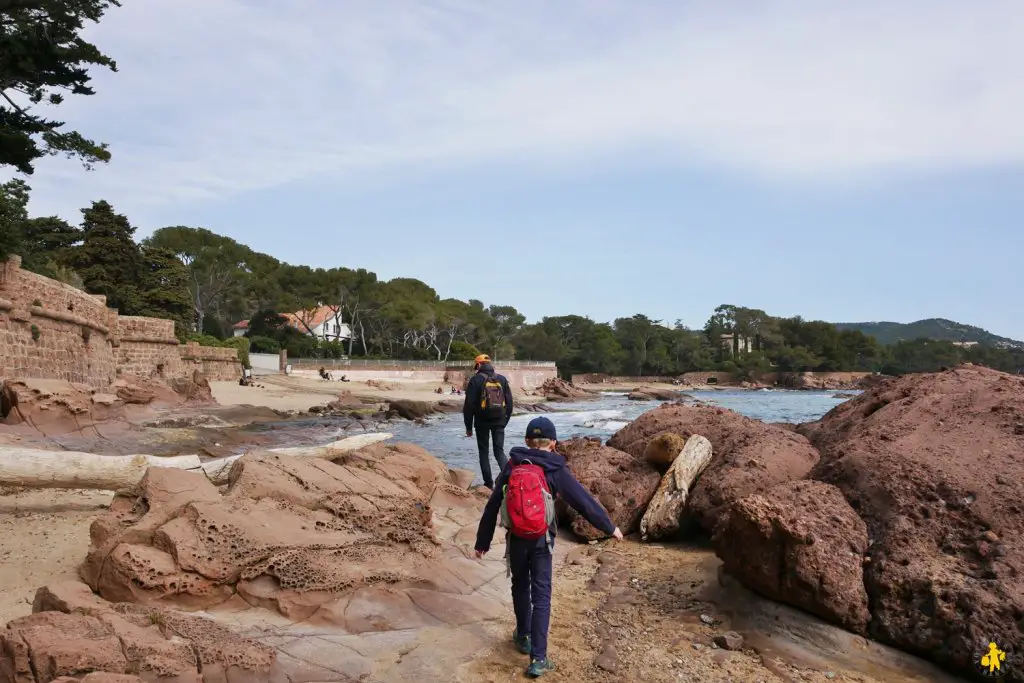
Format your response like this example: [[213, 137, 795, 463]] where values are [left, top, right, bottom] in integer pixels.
[[233, 305, 351, 343]]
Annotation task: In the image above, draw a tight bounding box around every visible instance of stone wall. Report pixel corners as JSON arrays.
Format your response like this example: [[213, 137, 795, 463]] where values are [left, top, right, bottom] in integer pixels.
[[0, 257, 242, 388]]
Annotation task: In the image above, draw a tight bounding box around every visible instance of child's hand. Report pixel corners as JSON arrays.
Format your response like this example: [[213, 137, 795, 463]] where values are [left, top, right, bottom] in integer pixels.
[[612, 528, 624, 540], [474, 549, 487, 559], [465, 431, 473, 438]]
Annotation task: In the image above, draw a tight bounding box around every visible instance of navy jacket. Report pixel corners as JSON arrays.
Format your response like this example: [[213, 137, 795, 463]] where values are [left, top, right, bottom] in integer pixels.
[[463, 363, 514, 432], [475, 446, 616, 553]]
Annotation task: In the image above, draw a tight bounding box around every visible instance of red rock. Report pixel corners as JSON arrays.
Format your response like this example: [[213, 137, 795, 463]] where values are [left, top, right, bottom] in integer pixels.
[[805, 365, 1024, 680], [713, 480, 870, 634], [607, 404, 820, 532]]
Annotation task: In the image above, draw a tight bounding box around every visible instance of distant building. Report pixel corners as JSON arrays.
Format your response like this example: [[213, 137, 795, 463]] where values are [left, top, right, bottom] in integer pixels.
[[952, 341, 979, 348], [720, 333, 752, 356], [232, 305, 351, 343]]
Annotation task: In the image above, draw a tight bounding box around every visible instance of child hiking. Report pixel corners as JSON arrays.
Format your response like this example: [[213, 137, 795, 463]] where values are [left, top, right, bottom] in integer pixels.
[[474, 416, 623, 678]]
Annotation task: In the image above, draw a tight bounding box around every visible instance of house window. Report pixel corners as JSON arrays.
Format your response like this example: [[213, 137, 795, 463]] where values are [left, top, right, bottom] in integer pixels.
[[333, 323, 340, 336]]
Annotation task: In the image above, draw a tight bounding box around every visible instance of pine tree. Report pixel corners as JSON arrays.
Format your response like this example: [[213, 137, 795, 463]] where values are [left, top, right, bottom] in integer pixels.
[[137, 245, 192, 336], [71, 200, 141, 312]]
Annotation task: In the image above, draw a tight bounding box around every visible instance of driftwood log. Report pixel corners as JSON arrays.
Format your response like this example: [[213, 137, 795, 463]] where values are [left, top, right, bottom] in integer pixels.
[[639, 434, 713, 541], [0, 433, 393, 490]]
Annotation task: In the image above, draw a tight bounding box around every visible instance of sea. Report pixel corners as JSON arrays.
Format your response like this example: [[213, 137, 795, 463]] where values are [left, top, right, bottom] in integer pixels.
[[381, 389, 857, 478]]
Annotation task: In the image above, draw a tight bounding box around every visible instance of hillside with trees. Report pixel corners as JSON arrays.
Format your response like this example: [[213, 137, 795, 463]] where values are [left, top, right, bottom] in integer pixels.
[[835, 319, 1024, 349]]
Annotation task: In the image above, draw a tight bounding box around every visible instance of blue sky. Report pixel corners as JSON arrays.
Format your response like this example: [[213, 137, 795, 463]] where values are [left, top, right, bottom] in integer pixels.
[[12, 0, 1024, 338]]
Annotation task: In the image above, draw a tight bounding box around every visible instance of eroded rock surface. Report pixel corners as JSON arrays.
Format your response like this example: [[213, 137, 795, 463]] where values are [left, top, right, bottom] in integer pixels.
[[713, 480, 870, 634], [607, 404, 820, 532], [76, 443, 503, 628]]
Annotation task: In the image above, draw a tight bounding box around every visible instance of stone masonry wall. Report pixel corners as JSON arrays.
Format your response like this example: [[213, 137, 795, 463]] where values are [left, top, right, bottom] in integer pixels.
[[0, 257, 241, 388]]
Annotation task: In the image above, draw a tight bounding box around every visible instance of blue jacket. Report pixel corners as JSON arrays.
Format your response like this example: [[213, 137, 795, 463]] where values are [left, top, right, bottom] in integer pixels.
[[474, 446, 616, 553]]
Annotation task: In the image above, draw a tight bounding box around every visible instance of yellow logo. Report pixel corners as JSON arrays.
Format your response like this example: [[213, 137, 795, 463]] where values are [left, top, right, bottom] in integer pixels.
[[979, 642, 1007, 677]]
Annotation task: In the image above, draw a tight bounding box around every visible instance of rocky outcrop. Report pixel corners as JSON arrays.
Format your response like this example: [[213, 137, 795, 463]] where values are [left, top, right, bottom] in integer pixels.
[[538, 378, 597, 402], [1, 378, 131, 434], [1, 580, 277, 682], [712, 480, 870, 634], [167, 369, 214, 404], [628, 387, 687, 401], [804, 365, 1024, 680], [607, 404, 820, 532], [75, 444, 501, 628], [556, 437, 661, 539]]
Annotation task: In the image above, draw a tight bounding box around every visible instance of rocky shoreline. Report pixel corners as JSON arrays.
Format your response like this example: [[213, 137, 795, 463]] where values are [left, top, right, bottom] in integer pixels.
[[0, 364, 1013, 682]]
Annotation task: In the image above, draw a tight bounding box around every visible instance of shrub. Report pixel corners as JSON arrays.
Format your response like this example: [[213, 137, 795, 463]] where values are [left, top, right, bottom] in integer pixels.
[[248, 335, 280, 353]]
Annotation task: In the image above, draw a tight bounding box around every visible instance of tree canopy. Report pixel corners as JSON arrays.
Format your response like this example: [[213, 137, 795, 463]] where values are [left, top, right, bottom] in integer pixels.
[[1, 0, 121, 174]]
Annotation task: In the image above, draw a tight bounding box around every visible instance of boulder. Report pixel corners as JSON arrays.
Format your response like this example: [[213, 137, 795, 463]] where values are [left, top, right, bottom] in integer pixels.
[[167, 370, 213, 403], [538, 378, 597, 402], [712, 480, 870, 634], [387, 399, 438, 420], [804, 365, 1024, 680], [607, 404, 820, 532], [642, 431, 688, 469], [626, 391, 653, 401], [556, 438, 661, 539], [629, 387, 686, 401]]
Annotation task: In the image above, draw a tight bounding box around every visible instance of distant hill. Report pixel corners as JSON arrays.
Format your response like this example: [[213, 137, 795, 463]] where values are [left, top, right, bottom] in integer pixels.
[[834, 318, 1024, 349]]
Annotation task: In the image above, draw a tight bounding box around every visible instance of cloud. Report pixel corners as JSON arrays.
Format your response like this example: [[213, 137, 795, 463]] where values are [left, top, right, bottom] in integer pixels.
[[15, 0, 1024, 221]]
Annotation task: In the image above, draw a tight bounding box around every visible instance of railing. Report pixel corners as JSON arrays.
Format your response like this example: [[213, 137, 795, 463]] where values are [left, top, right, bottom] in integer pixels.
[[288, 358, 557, 368]]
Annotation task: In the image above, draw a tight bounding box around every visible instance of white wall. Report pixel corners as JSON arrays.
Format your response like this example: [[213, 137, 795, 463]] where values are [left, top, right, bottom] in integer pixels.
[[249, 352, 280, 374]]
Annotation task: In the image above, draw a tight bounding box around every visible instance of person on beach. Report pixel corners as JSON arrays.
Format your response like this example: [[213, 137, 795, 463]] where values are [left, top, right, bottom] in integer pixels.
[[463, 354, 514, 488], [474, 417, 623, 678]]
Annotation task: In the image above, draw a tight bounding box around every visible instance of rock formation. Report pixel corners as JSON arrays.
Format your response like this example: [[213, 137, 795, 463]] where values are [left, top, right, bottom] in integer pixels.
[[607, 404, 820, 532], [804, 365, 1024, 680], [556, 437, 661, 539], [538, 378, 597, 402], [1, 581, 278, 682], [712, 479, 871, 634]]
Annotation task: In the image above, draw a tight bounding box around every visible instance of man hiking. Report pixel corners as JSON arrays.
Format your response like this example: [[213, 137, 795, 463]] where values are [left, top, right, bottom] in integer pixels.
[[474, 417, 623, 678], [463, 354, 514, 489]]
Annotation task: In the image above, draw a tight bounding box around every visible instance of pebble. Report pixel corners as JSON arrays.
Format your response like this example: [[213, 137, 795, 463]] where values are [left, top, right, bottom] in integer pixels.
[[699, 614, 715, 625], [692, 643, 702, 650], [825, 673, 836, 680]]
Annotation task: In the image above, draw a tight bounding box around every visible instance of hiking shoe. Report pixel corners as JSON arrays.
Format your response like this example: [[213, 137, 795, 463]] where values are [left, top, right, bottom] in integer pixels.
[[513, 631, 531, 655], [525, 658, 555, 678]]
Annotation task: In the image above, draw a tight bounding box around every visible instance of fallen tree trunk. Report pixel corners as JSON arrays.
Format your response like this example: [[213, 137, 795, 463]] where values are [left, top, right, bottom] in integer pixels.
[[0, 450, 202, 491], [640, 434, 713, 541], [0, 433, 393, 490]]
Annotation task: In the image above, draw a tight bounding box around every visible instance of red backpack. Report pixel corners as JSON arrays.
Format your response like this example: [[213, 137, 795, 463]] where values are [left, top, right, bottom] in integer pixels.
[[500, 460, 556, 540]]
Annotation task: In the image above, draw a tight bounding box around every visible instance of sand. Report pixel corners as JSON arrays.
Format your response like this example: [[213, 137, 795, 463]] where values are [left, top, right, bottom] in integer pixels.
[[213, 373, 545, 413], [0, 487, 111, 624]]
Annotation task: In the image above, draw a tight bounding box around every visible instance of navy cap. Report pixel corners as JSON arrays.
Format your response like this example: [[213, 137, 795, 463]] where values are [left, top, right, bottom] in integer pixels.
[[526, 416, 557, 441]]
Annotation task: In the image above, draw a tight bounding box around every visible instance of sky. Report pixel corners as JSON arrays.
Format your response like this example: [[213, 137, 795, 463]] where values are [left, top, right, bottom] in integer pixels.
[[11, 0, 1024, 338]]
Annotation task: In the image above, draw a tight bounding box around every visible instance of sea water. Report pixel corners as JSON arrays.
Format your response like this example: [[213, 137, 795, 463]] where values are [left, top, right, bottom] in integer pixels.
[[383, 389, 857, 477]]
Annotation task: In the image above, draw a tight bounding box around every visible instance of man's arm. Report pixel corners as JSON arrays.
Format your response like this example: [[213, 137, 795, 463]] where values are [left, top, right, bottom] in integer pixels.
[[474, 465, 510, 554], [463, 375, 479, 434], [556, 470, 617, 535], [502, 376, 514, 425]]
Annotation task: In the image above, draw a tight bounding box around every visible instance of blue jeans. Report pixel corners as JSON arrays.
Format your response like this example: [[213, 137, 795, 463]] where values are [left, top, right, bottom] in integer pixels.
[[508, 535, 553, 660]]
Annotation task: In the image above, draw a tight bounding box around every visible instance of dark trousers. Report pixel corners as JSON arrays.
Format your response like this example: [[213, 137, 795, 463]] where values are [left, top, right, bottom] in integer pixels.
[[509, 535, 553, 661], [475, 423, 507, 487]]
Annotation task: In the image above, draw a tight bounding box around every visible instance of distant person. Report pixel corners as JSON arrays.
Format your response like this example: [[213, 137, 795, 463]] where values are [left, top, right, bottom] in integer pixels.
[[474, 417, 623, 678], [463, 354, 514, 488]]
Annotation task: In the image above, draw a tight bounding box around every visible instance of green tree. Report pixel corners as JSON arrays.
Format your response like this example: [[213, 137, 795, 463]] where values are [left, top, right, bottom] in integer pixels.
[[69, 199, 140, 312], [136, 245, 191, 334], [18, 215, 80, 275], [0, 178, 29, 259], [0, 0, 122, 174]]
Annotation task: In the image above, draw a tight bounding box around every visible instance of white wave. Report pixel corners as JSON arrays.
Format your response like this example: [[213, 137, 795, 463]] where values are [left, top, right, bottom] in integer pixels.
[[581, 419, 630, 432]]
